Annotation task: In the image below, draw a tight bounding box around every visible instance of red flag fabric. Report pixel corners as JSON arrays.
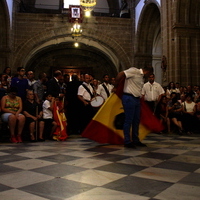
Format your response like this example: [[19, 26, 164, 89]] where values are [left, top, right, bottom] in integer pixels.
[[53, 100, 68, 141], [82, 78, 164, 144]]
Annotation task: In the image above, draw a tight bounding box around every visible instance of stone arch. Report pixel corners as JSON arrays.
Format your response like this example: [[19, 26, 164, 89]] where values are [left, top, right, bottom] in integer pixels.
[[0, 0, 10, 71], [12, 25, 130, 78], [134, 1, 161, 82]]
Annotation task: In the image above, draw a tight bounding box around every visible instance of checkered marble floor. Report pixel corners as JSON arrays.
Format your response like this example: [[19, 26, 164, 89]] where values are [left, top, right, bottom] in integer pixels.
[[0, 133, 200, 200]]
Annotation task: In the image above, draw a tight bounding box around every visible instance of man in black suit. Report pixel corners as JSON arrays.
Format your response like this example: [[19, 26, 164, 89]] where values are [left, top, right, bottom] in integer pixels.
[[66, 74, 82, 135], [47, 70, 64, 98]]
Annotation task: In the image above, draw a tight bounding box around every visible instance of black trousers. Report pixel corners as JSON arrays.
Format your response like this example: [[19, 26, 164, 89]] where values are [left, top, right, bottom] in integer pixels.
[[79, 103, 95, 133], [145, 101, 155, 112]]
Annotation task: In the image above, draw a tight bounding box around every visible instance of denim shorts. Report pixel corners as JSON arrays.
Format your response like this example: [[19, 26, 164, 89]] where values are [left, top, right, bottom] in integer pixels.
[[1, 113, 23, 123]]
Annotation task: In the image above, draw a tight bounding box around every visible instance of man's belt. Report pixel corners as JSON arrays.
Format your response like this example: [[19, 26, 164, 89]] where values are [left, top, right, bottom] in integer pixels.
[[123, 93, 140, 98]]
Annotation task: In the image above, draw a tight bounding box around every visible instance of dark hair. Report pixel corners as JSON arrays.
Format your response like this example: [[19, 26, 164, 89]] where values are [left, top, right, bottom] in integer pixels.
[[71, 74, 78, 81], [38, 72, 46, 79], [26, 70, 34, 76], [53, 70, 62, 78], [168, 81, 176, 89], [26, 89, 33, 95], [143, 66, 154, 74], [185, 93, 193, 99], [148, 73, 155, 77], [8, 86, 18, 93], [3, 67, 11, 76], [0, 73, 8, 80], [44, 93, 52, 99], [171, 92, 178, 104], [103, 74, 109, 78], [17, 67, 25, 72], [170, 92, 177, 96]]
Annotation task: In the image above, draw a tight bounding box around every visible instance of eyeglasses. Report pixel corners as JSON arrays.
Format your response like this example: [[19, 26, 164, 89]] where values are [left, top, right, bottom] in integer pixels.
[[20, 69, 25, 72]]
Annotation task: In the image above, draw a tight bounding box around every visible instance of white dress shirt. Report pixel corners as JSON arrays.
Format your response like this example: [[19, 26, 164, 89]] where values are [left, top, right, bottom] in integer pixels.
[[97, 82, 113, 100], [142, 81, 165, 101], [78, 82, 94, 101]]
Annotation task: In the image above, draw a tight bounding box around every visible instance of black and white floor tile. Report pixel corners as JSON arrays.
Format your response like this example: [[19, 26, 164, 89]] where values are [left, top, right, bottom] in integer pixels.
[[0, 133, 200, 200]]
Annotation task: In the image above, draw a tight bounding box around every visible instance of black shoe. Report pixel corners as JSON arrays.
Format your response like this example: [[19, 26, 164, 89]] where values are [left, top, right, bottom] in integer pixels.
[[30, 139, 37, 142], [134, 142, 147, 147], [178, 129, 183, 135], [38, 138, 45, 142], [124, 143, 136, 148]]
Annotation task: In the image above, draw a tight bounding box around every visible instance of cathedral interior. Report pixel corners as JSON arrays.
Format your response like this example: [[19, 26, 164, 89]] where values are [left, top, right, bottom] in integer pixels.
[[0, 0, 200, 199], [1, 0, 200, 85]]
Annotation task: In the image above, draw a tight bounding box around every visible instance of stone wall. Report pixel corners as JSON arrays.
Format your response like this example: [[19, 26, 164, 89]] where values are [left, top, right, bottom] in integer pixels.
[[161, 0, 200, 86], [12, 12, 134, 78]]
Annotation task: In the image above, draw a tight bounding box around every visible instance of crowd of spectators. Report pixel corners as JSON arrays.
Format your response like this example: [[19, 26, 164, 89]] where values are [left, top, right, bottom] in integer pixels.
[[0, 67, 116, 143], [155, 82, 200, 135], [0, 67, 199, 143]]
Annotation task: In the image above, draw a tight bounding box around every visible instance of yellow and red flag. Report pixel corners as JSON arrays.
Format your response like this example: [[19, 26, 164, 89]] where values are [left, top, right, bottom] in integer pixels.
[[82, 79, 164, 144], [53, 100, 68, 141]]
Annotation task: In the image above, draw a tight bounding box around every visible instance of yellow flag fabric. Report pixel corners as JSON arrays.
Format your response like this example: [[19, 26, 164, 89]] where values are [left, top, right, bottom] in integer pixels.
[[82, 78, 163, 144]]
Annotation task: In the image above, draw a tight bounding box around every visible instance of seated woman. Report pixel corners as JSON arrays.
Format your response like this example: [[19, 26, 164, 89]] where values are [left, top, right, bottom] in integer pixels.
[[23, 90, 44, 142], [1, 87, 25, 143], [181, 93, 196, 135], [166, 92, 184, 135], [166, 82, 179, 99]]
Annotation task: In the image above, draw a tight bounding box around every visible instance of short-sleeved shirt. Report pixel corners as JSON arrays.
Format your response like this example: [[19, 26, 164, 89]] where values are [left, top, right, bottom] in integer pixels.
[[42, 100, 52, 119], [78, 82, 94, 101], [11, 77, 29, 100], [97, 82, 113, 100], [23, 100, 42, 116], [142, 81, 165, 101], [182, 101, 196, 113], [33, 80, 45, 101], [123, 67, 144, 97], [167, 100, 182, 110]]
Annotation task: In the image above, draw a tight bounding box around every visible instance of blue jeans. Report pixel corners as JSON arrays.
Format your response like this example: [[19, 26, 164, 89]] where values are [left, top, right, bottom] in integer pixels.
[[122, 94, 140, 144]]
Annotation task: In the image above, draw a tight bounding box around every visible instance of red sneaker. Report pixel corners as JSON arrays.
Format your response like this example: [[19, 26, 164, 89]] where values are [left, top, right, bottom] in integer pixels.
[[16, 135, 22, 143], [10, 136, 18, 143]]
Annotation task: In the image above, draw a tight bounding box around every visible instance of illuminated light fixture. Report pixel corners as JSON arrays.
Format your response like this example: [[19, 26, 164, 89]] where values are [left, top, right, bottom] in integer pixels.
[[71, 20, 82, 37], [74, 42, 79, 47], [80, 0, 96, 12], [85, 10, 91, 17]]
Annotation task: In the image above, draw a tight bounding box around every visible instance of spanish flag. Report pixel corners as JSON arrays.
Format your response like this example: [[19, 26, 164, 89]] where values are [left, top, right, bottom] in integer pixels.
[[81, 79, 163, 144], [53, 100, 68, 141]]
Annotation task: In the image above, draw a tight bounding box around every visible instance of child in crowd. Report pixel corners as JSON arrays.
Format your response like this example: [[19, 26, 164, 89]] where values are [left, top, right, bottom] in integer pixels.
[[42, 93, 57, 140]]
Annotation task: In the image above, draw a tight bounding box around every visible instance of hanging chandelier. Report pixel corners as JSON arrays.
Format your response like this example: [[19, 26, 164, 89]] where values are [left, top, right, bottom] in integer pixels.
[[80, 0, 97, 12], [71, 20, 83, 37]]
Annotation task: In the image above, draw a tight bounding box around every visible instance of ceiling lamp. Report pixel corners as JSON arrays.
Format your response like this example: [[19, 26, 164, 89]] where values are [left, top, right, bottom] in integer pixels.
[[71, 20, 82, 38], [74, 42, 79, 47], [80, 0, 96, 12]]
